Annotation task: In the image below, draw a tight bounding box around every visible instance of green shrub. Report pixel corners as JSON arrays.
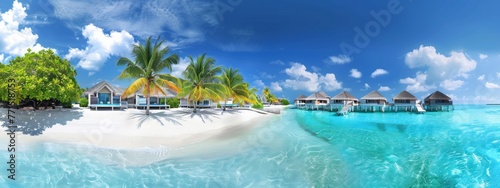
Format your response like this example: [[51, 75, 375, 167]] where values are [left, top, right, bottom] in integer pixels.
[[252, 102, 263, 109], [163, 97, 180, 108], [62, 101, 73, 108], [79, 98, 88, 107], [281, 99, 290, 105], [217, 103, 221, 108]]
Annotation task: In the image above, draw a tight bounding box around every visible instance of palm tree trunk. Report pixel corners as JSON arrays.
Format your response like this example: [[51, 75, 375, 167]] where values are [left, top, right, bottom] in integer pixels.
[[193, 101, 197, 113], [146, 83, 150, 115], [223, 100, 227, 111]]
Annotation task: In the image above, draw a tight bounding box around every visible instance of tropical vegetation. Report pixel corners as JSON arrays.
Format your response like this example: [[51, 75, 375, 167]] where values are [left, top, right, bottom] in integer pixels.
[[219, 67, 253, 110], [116, 37, 180, 115], [262, 87, 279, 104], [0, 49, 81, 109], [177, 54, 224, 113]]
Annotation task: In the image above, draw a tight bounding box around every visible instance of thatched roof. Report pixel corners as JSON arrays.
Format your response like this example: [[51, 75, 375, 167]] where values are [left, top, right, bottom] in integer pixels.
[[332, 91, 358, 101], [306, 91, 330, 100], [393, 90, 417, 100], [361, 90, 387, 101], [425, 91, 451, 101], [83, 81, 123, 95], [295, 94, 307, 100]]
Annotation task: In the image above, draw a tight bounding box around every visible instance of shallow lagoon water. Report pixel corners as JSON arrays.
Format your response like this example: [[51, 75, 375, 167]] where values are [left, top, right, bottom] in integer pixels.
[[2, 105, 500, 187]]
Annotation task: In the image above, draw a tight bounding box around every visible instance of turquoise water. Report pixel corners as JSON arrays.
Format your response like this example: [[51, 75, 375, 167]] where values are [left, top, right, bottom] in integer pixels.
[[2, 105, 500, 187]]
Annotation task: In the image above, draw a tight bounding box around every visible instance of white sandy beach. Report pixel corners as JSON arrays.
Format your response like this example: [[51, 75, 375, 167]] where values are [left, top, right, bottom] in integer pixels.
[[0, 106, 288, 150]]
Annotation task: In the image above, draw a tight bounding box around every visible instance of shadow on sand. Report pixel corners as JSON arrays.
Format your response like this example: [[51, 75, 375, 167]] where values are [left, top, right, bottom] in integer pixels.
[[1, 108, 84, 136], [129, 108, 240, 128]]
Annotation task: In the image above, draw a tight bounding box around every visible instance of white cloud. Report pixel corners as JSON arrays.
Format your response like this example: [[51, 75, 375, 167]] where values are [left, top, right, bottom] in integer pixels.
[[399, 72, 436, 93], [171, 57, 190, 78], [364, 83, 370, 89], [328, 54, 351, 64], [371, 69, 388, 78], [253, 80, 265, 88], [270, 60, 285, 66], [497, 72, 500, 78], [405, 45, 476, 84], [311, 66, 321, 72], [400, 77, 416, 85], [350, 69, 362, 78], [401, 45, 477, 92], [270, 82, 282, 92], [48, 0, 217, 48], [320, 73, 343, 91], [65, 24, 135, 71], [479, 54, 488, 60], [440, 79, 464, 91], [0, 1, 51, 56], [378, 86, 391, 92], [485, 82, 500, 89], [260, 72, 275, 79], [478, 75, 485, 81], [0, 54, 4, 63], [88, 72, 95, 76], [283, 63, 342, 92]]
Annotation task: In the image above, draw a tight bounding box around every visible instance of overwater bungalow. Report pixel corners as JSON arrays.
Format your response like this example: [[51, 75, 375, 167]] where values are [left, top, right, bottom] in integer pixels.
[[330, 91, 358, 112], [424, 91, 453, 111], [392, 90, 425, 113], [359, 90, 388, 112], [305, 91, 330, 110], [294, 94, 307, 109]]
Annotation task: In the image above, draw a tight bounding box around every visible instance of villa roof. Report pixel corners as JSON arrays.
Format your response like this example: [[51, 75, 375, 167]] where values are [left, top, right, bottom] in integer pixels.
[[135, 87, 177, 98], [295, 94, 307, 100], [306, 91, 330, 100], [361, 90, 387, 101], [424, 91, 451, 101], [332, 91, 358, 101], [393, 90, 417, 100], [83, 80, 124, 95]]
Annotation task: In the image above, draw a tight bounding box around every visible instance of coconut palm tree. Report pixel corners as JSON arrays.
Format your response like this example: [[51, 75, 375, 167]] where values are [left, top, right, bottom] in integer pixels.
[[262, 87, 279, 104], [219, 67, 250, 111], [178, 54, 223, 113], [116, 36, 179, 115]]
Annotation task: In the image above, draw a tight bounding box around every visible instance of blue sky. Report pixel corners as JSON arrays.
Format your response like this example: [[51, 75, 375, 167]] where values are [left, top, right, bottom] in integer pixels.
[[1, 0, 500, 103]]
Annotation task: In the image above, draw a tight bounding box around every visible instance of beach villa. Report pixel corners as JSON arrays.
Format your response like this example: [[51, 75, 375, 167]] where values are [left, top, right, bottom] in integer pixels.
[[179, 97, 217, 109], [84, 81, 126, 110], [294, 94, 307, 109], [360, 90, 387, 112], [330, 91, 358, 112], [132, 88, 176, 109], [392, 90, 425, 113], [305, 92, 330, 110], [84, 81, 174, 110], [424, 91, 454, 111]]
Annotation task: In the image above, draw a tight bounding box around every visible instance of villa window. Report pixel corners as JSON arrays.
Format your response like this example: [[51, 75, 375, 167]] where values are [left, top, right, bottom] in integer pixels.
[[113, 96, 120, 104], [98, 93, 110, 104]]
